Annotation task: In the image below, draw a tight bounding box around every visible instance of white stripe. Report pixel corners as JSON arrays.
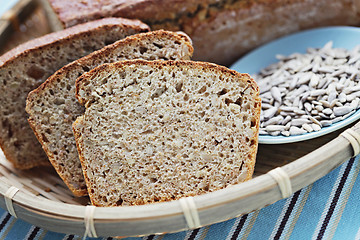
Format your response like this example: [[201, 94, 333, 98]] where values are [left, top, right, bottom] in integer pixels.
[[0, 211, 10, 228], [225, 217, 242, 240], [269, 196, 293, 240], [184, 229, 197, 240], [24, 226, 39, 239], [355, 226, 360, 240], [238, 211, 260, 240], [225, 213, 255, 240], [269, 186, 313, 240], [62, 235, 71, 240], [311, 161, 349, 240], [194, 226, 208, 240], [325, 157, 360, 239], [35, 228, 44, 240], [281, 185, 313, 240], [0, 212, 15, 235]]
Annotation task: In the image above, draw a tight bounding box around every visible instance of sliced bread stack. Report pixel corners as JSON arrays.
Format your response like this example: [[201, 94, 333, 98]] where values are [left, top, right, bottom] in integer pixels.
[[0, 17, 149, 169], [26, 31, 194, 196], [73, 60, 261, 206]]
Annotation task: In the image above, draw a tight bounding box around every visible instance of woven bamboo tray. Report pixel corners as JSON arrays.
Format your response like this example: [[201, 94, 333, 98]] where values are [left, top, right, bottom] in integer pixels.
[[0, 0, 359, 237]]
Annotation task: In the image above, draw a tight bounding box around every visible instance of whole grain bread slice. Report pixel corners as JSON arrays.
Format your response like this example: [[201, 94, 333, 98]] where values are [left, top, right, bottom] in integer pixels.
[[26, 30, 194, 196], [0, 18, 149, 170], [73, 60, 261, 206]]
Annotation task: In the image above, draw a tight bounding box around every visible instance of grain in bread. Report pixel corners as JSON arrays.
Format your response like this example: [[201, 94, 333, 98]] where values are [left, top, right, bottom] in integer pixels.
[[0, 17, 149, 169], [73, 60, 261, 206], [26, 30, 194, 196], [40, 0, 360, 65]]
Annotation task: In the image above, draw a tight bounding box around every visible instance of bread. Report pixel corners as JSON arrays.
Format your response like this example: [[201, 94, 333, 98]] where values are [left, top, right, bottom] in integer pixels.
[[26, 30, 194, 196], [0, 17, 149, 169], [73, 60, 261, 206], [39, 0, 360, 65]]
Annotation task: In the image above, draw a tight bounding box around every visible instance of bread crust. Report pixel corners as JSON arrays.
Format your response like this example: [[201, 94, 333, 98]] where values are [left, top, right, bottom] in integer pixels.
[[74, 60, 260, 206], [0, 18, 149, 170], [0, 18, 149, 66], [42, 0, 360, 65]]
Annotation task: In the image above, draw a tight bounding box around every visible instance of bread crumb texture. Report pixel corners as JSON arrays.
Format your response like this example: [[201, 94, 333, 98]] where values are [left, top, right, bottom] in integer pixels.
[[74, 60, 260, 206], [25, 30, 193, 196]]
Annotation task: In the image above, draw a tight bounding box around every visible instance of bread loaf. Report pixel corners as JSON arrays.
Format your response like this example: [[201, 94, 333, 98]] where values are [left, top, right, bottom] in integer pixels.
[[39, 0, 360, 65], [0, 18, 149, 170], [26, 30, 193, 196], [73, 60, 261, 206]]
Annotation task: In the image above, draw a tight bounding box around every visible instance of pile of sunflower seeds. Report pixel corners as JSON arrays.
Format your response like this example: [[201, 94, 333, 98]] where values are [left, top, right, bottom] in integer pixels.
[[256, 41, 360, 136]]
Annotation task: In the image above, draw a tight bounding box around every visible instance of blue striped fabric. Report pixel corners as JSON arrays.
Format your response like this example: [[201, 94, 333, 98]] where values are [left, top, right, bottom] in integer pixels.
[[0, 156, 359, 240]]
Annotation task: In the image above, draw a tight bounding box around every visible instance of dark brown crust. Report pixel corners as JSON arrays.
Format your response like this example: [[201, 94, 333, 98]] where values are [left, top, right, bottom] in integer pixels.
[[74, 59, 260, 206], [0, 17, 150, 170], [45, 0, 295, 27], [0, 17, 149, 66], [42, 0, 360, 65]]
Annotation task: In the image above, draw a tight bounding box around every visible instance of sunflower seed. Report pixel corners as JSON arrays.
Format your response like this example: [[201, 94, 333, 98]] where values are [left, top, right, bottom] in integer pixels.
[[266, 125, 286, 132], [304, 102, 312, 112], [289, 126, 307, 135], [263, 107, 278, 119], [256, 41, 360, 137], [339, 92, 347, 103], [322, 108, 333, 115], [282, 115, 292, 125], [269, 131, 281, 136], [312, 123, 322, 131], [319, 100, 331, 108], [332, 116, 344, 124], [302, 123, 313, 132], [271, 87, 282, 103], [309, 116, 322, 126], [290, 118, 311, 126], [263, 115, 284, 126], [320, 120, 332, 127], [333, 106, 353, 116], [281, 131, 290, 137]]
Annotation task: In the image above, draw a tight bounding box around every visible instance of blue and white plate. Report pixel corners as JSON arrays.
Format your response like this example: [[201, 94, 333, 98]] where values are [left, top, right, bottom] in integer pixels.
[[230, 26, 360, 144]]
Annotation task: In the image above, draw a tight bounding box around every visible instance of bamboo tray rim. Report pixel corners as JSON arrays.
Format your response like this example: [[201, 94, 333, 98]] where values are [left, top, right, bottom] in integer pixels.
[[0, 121, 357, 237]]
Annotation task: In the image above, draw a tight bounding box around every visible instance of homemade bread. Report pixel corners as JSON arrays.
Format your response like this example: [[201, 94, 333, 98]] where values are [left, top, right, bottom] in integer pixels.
[[0, 17, 149, 169], [40, 0, 360, 65], [26, 30, 194, 196], [73, 60, 261, 206]]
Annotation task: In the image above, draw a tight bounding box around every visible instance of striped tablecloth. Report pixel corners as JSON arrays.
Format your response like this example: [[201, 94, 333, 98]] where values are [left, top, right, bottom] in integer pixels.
[[0, 156, 358, 240]]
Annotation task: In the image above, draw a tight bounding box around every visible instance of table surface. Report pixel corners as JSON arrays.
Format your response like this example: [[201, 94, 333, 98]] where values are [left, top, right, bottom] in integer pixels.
[[1, 1, 360, 240]]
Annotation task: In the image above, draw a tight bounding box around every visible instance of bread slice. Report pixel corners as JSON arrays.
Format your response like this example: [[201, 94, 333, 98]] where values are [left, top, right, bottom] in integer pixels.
[[73, 60, 261, 206], [26, 30, 194, 196], [0, 18, 149, 170]]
